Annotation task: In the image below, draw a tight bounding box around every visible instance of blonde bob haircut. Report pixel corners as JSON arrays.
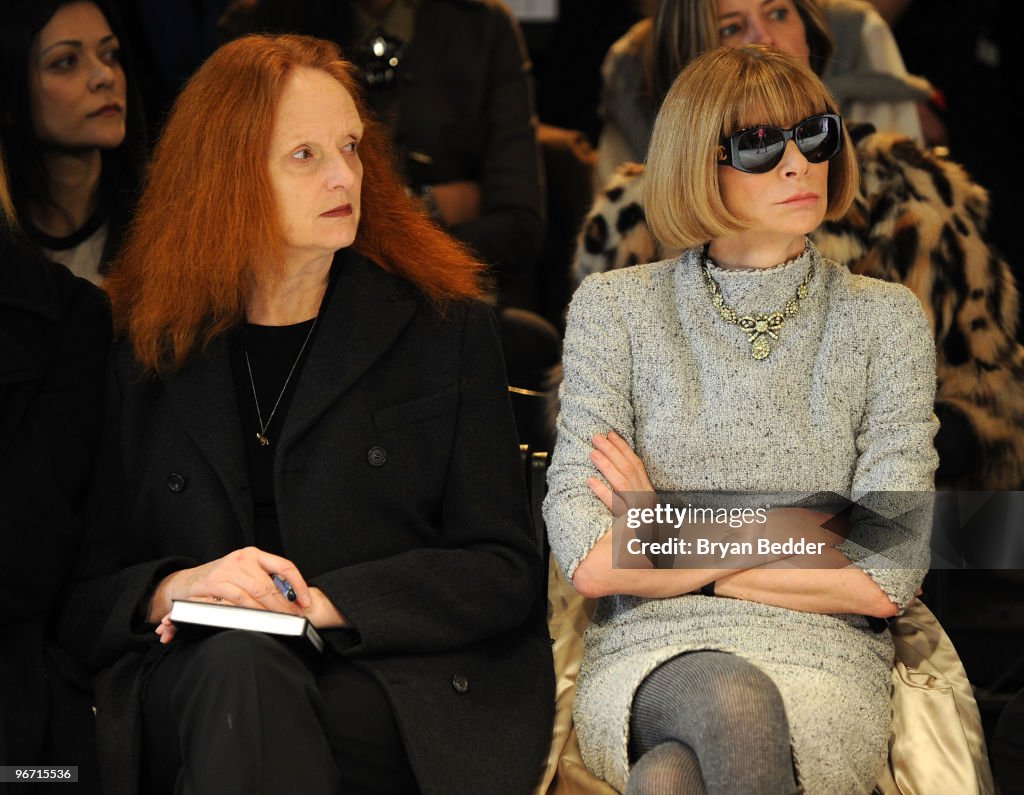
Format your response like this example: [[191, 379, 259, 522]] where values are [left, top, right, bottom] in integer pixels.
[[644, 45, 859, 252]]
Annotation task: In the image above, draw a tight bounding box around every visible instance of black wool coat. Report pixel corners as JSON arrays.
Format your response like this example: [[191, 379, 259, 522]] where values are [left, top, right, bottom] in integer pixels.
[[58, 252, 554, 795], [0, 239, 110, 791]]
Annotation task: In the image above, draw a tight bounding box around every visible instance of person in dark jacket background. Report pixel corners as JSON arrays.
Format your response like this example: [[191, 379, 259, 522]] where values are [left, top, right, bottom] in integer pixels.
[[0, 167, 110, 793], [220, 0, 544, 310], [218, 0, 564, 403]]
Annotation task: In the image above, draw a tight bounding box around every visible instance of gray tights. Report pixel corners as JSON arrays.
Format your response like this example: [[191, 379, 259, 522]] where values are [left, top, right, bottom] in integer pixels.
[[626, 651, 801, 795]]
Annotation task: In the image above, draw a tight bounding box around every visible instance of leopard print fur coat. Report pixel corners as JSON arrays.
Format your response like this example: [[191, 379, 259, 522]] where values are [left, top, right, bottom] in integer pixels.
[[570, 132, 1024, 490]]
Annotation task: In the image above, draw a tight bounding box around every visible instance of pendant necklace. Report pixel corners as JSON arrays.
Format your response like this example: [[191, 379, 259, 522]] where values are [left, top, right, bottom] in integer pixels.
[[700, 250, 814, 361], [244, 318, 318, 446]]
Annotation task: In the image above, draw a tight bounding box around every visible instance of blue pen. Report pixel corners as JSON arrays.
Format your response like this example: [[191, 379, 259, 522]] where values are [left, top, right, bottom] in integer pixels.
[[271, 573, 297, 602]]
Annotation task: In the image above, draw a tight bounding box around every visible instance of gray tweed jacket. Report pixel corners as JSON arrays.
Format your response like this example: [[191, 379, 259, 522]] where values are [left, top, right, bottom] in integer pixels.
[[543, 243, 938, 793]]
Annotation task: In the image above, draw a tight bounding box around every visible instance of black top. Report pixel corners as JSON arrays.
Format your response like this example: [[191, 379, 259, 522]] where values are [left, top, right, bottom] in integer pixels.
[[27, 205, 107, 252], [230, 317, 318, 554]]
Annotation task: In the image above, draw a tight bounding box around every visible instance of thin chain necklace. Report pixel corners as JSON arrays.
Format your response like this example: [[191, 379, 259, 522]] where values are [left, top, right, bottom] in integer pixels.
[[243, 318, 318, 446], [700, 249, 814, 361]]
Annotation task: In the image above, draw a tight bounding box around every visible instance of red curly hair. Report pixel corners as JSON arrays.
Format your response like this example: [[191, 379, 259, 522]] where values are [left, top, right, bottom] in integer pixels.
[[107, 34, 485, 374]]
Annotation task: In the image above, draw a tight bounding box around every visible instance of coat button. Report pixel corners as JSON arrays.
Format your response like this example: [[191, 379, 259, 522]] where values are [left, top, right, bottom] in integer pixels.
[[451, 674, 470, 694], [167, 473, 186, 493], [367, 446, 387, 467]]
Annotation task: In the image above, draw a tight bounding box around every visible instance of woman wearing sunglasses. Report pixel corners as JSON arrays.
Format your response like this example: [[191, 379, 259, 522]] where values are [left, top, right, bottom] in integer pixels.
[[544, 45, 937, 794], [576, 0, 1023, 492]]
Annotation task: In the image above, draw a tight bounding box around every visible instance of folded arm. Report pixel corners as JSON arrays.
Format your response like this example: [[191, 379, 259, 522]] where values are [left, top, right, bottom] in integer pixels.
[[577, 431, 898, 617]]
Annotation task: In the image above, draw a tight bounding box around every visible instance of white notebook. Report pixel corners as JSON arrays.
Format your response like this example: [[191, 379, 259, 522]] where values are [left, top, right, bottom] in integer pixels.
[[169, 600, 324, 653]]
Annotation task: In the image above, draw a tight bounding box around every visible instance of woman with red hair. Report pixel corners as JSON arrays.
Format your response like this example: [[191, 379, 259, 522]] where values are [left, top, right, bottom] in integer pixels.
[[59, 33, 552, 795]]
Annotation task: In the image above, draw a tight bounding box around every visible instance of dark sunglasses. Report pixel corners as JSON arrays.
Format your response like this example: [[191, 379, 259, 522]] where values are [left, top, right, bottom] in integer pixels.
[[717, 113, 843, 173]]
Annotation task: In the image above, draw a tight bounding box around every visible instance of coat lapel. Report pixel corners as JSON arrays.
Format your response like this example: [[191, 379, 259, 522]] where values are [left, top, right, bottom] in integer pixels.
[[0, 240, 61, 385], [398, 8, 453, 161], [402, 8, 452, 93], [160, 253, 415, 536], [164, 335, 255, 543], [278, 252, 417, 453], [0, 327, 39, 386]]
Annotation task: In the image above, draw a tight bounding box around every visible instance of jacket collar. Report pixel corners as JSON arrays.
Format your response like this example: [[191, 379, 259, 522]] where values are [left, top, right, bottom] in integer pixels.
[[277, 250, 418, 452], [162, 250, 418, 541], [0, 240, 66, 385], [401, 6, 452, 90], [162, 332, 254, 542]]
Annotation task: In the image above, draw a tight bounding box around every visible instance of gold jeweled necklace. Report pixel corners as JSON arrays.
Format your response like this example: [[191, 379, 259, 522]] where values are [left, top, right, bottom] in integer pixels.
[[700, 251, 814, 361]]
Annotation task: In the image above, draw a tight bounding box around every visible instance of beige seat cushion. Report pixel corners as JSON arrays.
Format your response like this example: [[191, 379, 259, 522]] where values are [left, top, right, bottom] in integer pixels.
[[876, 600, 995, 795], [534, 556, 599, 794]]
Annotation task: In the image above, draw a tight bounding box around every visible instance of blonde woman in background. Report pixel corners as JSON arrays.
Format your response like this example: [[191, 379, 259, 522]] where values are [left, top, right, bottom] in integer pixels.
[[594, 0, 931, 186]]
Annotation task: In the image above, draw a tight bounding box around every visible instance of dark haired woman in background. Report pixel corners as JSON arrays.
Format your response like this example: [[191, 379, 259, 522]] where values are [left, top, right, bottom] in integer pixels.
[[0, 0, 145, 284]]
